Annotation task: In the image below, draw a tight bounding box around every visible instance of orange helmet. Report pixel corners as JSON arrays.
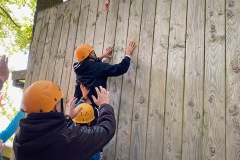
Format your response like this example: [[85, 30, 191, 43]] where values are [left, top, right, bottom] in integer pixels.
[[73, 103, 95, 123], [74, 44, 94, 61], [23, 80, 63, 113]]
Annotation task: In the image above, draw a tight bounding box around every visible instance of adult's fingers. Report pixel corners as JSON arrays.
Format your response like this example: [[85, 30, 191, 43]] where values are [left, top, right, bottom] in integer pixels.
[[95, 87, 101, 96], [92, 95, 97, 103], [75, 107, 83, 113], [70, 97, 78, 107], [5, 57, 8, 65], [0, 55, 4, 67], [99, 86, 107, 94], [2, 55, 8, 66]]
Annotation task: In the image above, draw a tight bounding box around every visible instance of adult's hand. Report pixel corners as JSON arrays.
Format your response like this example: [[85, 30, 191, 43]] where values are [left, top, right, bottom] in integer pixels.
[[0, 139, 5, 153], [66, 97, 82, 119], [0, 55, 9, 83], [92, 86, 110, 107]]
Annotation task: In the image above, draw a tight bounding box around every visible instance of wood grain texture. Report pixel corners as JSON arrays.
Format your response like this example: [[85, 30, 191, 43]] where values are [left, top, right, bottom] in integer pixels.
[[38, 6, 58, 80], [203, 0, 225, 159], [102, 0, 119, 63], [103, 0, 131, 159], [84, 0, 99, 45], [52, 2, 71, 86], [60, 0, 81, 105], [23, 11, 44, 89], [129, 0, 157, 159], [226, 0, 240, 159], [115, 0, 143, 159], [103, 0, 119, 88], [163, 0, 187, 159], [45, 4, 65, 81], [145, 0, 171, 159], [182, 0, 205, 160], [93, 0, 107, 57], [31, 9, 50, 83]]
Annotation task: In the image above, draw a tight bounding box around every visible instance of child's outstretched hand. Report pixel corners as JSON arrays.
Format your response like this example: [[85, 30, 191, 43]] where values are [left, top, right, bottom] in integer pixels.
[[92, 86, 110, 107], [103, 47, 113, 58], [105, 0, 110, 12], [66, 97, 82, 119], [125, 41, 137, 56], [99, 47, 113, 61]]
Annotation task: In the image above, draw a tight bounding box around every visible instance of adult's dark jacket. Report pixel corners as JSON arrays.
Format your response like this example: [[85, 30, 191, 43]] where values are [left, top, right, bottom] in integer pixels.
[[13, 104, 116, 160], [73, 56, 131, 102]]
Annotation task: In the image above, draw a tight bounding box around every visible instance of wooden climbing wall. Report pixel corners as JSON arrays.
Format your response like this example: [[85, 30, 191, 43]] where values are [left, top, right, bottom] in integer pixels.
[[24, 0, 240, 159]]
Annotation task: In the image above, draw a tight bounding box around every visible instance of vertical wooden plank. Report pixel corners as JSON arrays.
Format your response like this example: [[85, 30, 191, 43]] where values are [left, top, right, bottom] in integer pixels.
[[102, 0, 119, 63], [145, 0, 171, 159], [67, 0, 90, 100], [103, 0, 131, 159], [203, 0, 225, 159], [226, 0, 240, 159], [38, 7, 58, 80], [23, 11, 44, 89], [84, 0, 99, 45], [163, 0, 187, 159], [60, 0, 81, 104], [104, 0, 119, 90], [182, 0, 205, 159], [98, 2, 119, 158], [93, 0, 107, 57], [45, 4, 65, 81], [114, 0, 143, 159], [129, 0, 157, 159], [31, 10, 50, 83], [52, 2, 71, 86]]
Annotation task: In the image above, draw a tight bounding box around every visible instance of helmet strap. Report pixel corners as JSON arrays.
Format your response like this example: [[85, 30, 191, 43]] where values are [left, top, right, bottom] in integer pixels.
[[61, 98, 64, 113]]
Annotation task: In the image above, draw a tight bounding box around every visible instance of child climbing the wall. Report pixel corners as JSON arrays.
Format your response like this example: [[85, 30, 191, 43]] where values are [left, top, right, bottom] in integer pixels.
[[73, 41, 136, 126]]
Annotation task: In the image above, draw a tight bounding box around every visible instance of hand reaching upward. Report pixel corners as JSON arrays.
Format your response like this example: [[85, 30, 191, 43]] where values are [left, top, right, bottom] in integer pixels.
[[105, 0, 110, 12]]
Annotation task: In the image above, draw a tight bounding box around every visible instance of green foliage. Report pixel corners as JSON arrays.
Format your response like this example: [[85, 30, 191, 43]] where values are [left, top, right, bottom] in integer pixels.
[[0, 0, 36, 55], [0, 0, 35, 144], [0, 79, 16, 120]]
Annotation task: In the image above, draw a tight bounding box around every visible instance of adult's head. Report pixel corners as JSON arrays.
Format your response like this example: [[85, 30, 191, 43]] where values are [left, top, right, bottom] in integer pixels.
[[23, 80, 63, 113], [74, 44, 97, 62], [73, 103, 94, 124]]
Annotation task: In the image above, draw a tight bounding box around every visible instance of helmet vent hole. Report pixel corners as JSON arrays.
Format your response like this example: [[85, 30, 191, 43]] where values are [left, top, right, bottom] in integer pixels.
[[40, 109, 43, 113], [54, 98, 57, 101]]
